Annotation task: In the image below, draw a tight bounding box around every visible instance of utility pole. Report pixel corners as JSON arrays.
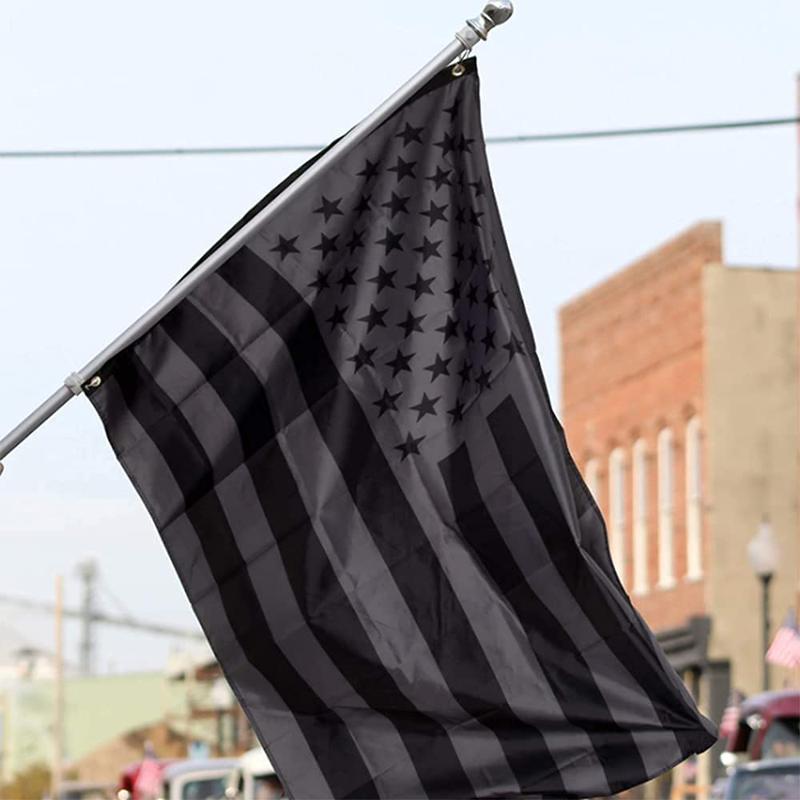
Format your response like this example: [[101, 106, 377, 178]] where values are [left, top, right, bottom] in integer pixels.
[[52, 575, 64, 800], [76, 560, 98, 676]]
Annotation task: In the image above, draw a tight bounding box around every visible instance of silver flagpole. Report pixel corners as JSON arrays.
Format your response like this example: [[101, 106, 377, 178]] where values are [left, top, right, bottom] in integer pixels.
[[0, 2, 514, 474]]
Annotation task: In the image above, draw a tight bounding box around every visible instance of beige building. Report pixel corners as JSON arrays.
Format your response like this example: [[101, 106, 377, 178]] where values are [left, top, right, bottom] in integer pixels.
[[559, 222, 798, 793]]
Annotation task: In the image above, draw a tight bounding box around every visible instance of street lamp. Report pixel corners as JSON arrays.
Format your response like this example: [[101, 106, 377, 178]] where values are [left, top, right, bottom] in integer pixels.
[[747, 517, 779, 691]]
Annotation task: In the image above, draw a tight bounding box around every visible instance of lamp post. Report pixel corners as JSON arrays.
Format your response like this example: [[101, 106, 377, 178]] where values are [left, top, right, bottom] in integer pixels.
[[746, 517, 779, 691]]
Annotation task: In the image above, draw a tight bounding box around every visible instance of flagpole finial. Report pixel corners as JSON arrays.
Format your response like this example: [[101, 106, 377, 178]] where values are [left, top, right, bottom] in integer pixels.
[[468, 1, 513, 41]]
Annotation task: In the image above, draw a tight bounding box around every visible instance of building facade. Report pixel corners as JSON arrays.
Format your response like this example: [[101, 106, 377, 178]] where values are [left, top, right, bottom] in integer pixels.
[[559, 222, 798, 792]]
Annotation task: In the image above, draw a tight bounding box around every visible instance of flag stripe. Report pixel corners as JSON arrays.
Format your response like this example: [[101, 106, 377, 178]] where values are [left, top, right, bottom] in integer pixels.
[[439, 441, 649, 791], [450, 409, 686, 776], [112, 350, 378, 800], [137, 326, 429, 800], [219, 247, 571, 796], [158, 298, 476, 799], [487, 395, 709, 756], [188, 273, 524, 797]]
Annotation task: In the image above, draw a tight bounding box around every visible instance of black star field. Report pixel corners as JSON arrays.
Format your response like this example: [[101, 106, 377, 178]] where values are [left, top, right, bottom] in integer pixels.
[[259, 71, 529, 461]]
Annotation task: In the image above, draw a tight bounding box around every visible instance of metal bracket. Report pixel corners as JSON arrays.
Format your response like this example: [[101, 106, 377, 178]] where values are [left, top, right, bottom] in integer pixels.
[[64, 372, 85, 396]]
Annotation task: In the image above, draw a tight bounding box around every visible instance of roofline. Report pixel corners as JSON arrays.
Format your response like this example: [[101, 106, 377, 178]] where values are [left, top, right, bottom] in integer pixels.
[[559, 220, 723, 319]]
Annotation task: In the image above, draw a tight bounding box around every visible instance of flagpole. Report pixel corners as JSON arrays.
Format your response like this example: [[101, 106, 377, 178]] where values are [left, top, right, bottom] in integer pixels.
[[0, 1, 514, 475]]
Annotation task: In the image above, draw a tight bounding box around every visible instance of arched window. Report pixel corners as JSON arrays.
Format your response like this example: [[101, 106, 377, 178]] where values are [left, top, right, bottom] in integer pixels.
[[685, 416, 703, 580], [632, 439, 649, 594], [657, 427, 676, 588], [584, 458, 600, 504], [608, 448, 626, 583]]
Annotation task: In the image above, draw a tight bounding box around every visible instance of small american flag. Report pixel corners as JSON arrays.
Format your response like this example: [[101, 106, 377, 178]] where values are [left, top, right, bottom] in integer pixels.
[[766, 610, 800, 670], [719, 689, 744, 739]]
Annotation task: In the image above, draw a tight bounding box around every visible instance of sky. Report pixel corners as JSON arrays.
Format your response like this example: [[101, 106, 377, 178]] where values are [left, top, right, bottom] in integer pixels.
[[0, 0, 798, 674]]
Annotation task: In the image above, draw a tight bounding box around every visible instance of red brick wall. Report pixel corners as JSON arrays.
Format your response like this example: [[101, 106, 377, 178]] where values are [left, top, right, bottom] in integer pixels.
[[559, 222, 722, 632]]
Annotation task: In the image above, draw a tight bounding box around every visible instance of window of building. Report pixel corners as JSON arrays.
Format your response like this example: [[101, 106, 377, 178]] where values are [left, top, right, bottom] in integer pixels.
[[584, 458, 600, 504], [685, 416, 703, 580], [632, 439, 648, 595], [657, 427, 676, 588], [608, 448, 626, 584]]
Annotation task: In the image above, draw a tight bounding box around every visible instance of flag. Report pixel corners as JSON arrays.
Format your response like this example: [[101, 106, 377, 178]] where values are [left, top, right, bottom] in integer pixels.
[[767, 610, 800, 670], [718, 689, 744, 739], [87, 58, 716, 799]]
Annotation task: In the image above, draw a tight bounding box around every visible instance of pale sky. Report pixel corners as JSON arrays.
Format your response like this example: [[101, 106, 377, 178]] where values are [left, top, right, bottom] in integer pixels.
[[1, 0, 798, 673]]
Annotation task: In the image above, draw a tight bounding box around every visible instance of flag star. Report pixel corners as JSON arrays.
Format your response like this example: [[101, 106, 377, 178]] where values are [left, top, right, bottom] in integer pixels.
[[447, 400, 465, 424], [419, 200, 448, 227], [270, 235, 300, 260], [355, 194, 372, 216], [413, 236, 442, 263], [410, 392, 440, 421], [458, 134, 474, 153], [348, 344, 376, 373], [367, 266, 397, 293], [325, 304, 348, 331], [475, 367, 492, 391], [357, 159, 380, 181], [436, 314, 460, 343], [312, 232, 339, 259], [426, 166, 452, 190], [444, 99, 460, 119], [345, 228, 365, 254], [406, 273, 436, 300], [454, 206, 466, 225], [395, 432, 425, 460], [376, 226, 404, 254], [466, 283, 480, 306], [484, 288, 498, 309], [308, 270, 330, 291], [337, 267, 357, 291], [481, 328, 496, 354], [445, 280, 462, 304], [396, 122, 424, 146], [451, 243, 465, 264], [468, 245, 480, 268], [373, 388, 403, 417], [469, 208, 484, 227], [385, 348, 414, 377], [313, 195, 344, 223], [397, 311, 425, 338], [470, 178, 486, 197], [358, 304, 389, 332], [387, 155, 417, 182], [423, 354, 452, 382], [502, 334, 525, 360], [434, 131, 458, 157], [463, 322, 476, 343], [381, 191, 410, 218], [457, 360, 473, 386]]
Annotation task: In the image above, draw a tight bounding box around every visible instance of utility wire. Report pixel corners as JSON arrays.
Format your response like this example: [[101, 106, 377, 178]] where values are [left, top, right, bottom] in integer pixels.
[[0, 116, 797, 160]]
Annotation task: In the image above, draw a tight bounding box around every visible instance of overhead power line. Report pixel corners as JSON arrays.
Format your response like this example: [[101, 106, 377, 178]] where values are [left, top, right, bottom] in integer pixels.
[[0, 116, 797, 160], [0, 591, 205, 640]]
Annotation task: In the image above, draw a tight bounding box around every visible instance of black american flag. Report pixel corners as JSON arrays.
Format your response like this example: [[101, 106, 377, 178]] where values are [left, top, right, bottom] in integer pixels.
[[87, 59, 716, 799]]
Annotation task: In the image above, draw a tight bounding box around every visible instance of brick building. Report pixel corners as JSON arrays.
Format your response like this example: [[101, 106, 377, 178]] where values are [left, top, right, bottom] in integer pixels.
[[559, 221, 798, 790]]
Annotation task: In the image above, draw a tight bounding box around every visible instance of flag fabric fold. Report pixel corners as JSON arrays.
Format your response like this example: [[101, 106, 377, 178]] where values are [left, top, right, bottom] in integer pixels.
[[87, 58, 716, 799]]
